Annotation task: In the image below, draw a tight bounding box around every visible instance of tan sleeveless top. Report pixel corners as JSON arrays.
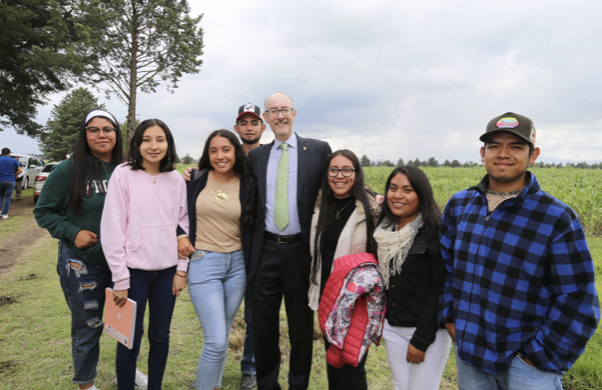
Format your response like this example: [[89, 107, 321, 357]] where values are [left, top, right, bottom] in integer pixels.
[[195, 176, 242, 252]]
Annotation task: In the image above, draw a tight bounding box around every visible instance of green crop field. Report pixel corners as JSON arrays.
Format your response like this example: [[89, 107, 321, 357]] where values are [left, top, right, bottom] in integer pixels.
[[0, 166, 599, 389], [365, 166, 602, 236]]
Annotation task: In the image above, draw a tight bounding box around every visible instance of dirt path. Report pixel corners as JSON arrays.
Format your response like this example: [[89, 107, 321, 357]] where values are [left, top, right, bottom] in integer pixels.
[[0, 195, 47, 274]]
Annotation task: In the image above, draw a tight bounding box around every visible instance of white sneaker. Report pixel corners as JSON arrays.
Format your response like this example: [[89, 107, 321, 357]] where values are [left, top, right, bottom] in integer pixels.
[[2, 214, 8, 219], [135, 367, 148, 389], [115, 368, 148, 390], [81, 385, 100, 390]]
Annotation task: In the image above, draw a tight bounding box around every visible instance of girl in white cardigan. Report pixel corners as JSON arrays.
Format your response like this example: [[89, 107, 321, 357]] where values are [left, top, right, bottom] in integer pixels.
[[308, 149, 380, 390]]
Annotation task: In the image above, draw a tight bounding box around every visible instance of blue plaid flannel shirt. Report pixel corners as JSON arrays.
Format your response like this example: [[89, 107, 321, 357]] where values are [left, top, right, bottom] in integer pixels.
[[438, 171, 599, 374]]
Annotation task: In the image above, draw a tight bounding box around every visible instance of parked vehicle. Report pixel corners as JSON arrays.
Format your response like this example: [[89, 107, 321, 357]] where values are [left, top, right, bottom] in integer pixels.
[[33, 163, 59, 204], [11, 154, 44, 190]]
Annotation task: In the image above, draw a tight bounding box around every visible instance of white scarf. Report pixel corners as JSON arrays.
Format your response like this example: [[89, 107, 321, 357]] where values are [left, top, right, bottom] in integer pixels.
[[374, 213, 423, 289]]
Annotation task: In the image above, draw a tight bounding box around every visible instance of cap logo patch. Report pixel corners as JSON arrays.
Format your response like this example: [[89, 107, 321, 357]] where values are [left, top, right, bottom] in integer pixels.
[[496, 117, 519, 129], [244, 104, 255, 112]]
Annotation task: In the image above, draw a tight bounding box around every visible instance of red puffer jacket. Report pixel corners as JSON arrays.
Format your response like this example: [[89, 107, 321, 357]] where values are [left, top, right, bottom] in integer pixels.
[[319, 252, 386, 368]]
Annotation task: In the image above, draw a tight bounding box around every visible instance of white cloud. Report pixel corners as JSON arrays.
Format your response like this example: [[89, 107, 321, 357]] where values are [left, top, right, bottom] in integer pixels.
[[5, 0, 601, 165]]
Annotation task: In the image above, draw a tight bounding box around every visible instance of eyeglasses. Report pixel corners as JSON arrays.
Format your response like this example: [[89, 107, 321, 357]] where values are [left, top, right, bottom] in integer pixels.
[[327, 167, 356, 177], [265, 108, 294, 117], [86, 126, 116, 135]]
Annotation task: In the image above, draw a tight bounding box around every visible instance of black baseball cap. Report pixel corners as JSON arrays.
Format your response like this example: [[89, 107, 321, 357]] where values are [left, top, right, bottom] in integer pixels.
[[237, 103, 262, 121], [480, 112, 536, 147]]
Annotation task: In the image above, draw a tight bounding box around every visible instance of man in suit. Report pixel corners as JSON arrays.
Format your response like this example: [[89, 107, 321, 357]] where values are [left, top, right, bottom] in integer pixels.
[[247, 92, 331, 390]]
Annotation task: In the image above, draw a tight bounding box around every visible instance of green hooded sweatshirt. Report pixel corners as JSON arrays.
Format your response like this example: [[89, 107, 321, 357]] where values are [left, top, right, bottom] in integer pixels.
[[34, 158, 116, 265]]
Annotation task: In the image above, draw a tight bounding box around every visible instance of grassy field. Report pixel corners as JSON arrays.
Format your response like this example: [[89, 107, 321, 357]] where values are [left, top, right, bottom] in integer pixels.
[[0, 166, 600, 389]]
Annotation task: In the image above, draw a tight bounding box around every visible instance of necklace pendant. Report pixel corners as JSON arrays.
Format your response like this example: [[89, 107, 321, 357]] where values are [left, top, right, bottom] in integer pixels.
[[153, 179, 156, 184], [335, 214, 340, 220]]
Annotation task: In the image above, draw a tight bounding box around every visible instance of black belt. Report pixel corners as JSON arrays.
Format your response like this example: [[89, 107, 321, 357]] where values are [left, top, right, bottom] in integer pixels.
[[264, 231, 301, 244]]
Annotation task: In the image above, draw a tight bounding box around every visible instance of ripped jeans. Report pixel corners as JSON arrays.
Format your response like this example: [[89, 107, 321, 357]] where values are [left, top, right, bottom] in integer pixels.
[[57, 241, 112, 386]]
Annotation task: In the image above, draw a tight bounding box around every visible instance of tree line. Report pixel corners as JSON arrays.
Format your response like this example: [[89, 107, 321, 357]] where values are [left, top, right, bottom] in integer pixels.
[[1, 0, 204, 147], [360, 155, 602, 169]]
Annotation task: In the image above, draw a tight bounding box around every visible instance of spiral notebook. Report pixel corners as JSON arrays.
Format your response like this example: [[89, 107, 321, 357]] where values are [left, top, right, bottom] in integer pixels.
[[104, 288, 137, 349]]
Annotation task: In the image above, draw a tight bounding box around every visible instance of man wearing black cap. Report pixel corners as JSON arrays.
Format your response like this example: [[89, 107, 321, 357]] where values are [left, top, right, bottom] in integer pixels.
[[235, 103, 266, 157], [438, 113, 599, 389], [234, 103, 265, 390]]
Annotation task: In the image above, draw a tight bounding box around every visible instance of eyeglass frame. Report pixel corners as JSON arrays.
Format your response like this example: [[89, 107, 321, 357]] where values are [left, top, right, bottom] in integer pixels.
[[85, 126, 117, 135], [265, 107, 295, 117], [327, 167, 356, 177]]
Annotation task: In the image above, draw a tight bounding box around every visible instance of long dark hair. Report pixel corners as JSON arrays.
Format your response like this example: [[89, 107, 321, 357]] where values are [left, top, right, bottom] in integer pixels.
[[126, 119, 177, 172], [69, 109, 123, 215], [377, 166, 441, 240], [198, 129, 255, 230], [311, 149, 376, 284]]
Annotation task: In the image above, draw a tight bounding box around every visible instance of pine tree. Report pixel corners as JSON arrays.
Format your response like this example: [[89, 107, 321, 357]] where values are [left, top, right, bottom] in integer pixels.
[[37, 88, 104, 161]]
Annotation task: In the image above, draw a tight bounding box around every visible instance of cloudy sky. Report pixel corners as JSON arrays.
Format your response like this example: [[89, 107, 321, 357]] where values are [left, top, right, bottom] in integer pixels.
[[4, 0, 602, 164]]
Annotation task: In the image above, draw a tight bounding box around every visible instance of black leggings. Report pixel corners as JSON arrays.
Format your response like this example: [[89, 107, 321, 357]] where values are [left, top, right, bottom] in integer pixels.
[[323, 337, 369, 390]]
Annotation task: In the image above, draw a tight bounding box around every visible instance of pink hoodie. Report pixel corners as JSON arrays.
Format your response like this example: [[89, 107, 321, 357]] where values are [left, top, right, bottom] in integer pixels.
[[101, 163, 189, 290]]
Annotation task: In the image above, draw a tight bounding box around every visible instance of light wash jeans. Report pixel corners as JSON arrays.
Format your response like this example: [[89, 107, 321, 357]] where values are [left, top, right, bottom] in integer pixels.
[[57, 241, 112, 386], [454, 343, 563, 390], [240, 301, 256, 375], [188, 250, 246, 390]]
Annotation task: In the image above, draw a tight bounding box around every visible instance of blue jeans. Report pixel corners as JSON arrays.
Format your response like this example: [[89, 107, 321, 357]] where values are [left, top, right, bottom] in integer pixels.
[[116, 266, 177, 390], [0, 181, 15, 215], [57, 241, 112, 386], [188, 250, 247, 390], [454, 343, 563, 390], [241, 300, 256, 375]]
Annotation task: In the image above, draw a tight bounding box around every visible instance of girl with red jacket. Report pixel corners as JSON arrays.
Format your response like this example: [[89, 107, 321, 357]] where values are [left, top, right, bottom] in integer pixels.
[[308, 150, 379, 390]]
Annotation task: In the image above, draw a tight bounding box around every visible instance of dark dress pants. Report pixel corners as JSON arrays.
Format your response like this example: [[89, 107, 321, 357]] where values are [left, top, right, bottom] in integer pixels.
[[249, 238, 314, 390]]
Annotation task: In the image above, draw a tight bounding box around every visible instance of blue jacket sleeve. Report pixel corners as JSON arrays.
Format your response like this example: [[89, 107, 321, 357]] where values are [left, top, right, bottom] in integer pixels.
[[438, 198, 457, 326], [522, 215, 600, 372]]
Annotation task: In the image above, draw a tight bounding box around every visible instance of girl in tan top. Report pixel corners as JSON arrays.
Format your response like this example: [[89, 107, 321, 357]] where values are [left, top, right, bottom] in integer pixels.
[[179, 130, 255, 390]]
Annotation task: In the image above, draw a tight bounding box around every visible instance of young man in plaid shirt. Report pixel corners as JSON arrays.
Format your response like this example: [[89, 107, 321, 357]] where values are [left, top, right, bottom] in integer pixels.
[[439, 112, 599, 390]]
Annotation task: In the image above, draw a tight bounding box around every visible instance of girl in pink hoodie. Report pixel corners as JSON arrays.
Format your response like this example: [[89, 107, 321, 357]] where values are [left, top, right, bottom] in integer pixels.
[[101, 119, 189, 390]]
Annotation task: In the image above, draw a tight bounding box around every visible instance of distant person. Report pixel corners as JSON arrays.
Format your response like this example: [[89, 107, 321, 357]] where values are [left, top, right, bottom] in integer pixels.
[[34, 110, 148, 390], [0, 147, 23, 219], [308, 149, 380, 390], [40, 157, 45, 166], [13, 156, 23, 201], [101, 119, 188, 389], [439, 112, 600, 390], [375, 166, 450, 390], [181, 129, 255, 390]]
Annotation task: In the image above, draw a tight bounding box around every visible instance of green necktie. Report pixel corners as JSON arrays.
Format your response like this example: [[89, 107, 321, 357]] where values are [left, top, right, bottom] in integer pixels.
[[274, 142, 289, 231]]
